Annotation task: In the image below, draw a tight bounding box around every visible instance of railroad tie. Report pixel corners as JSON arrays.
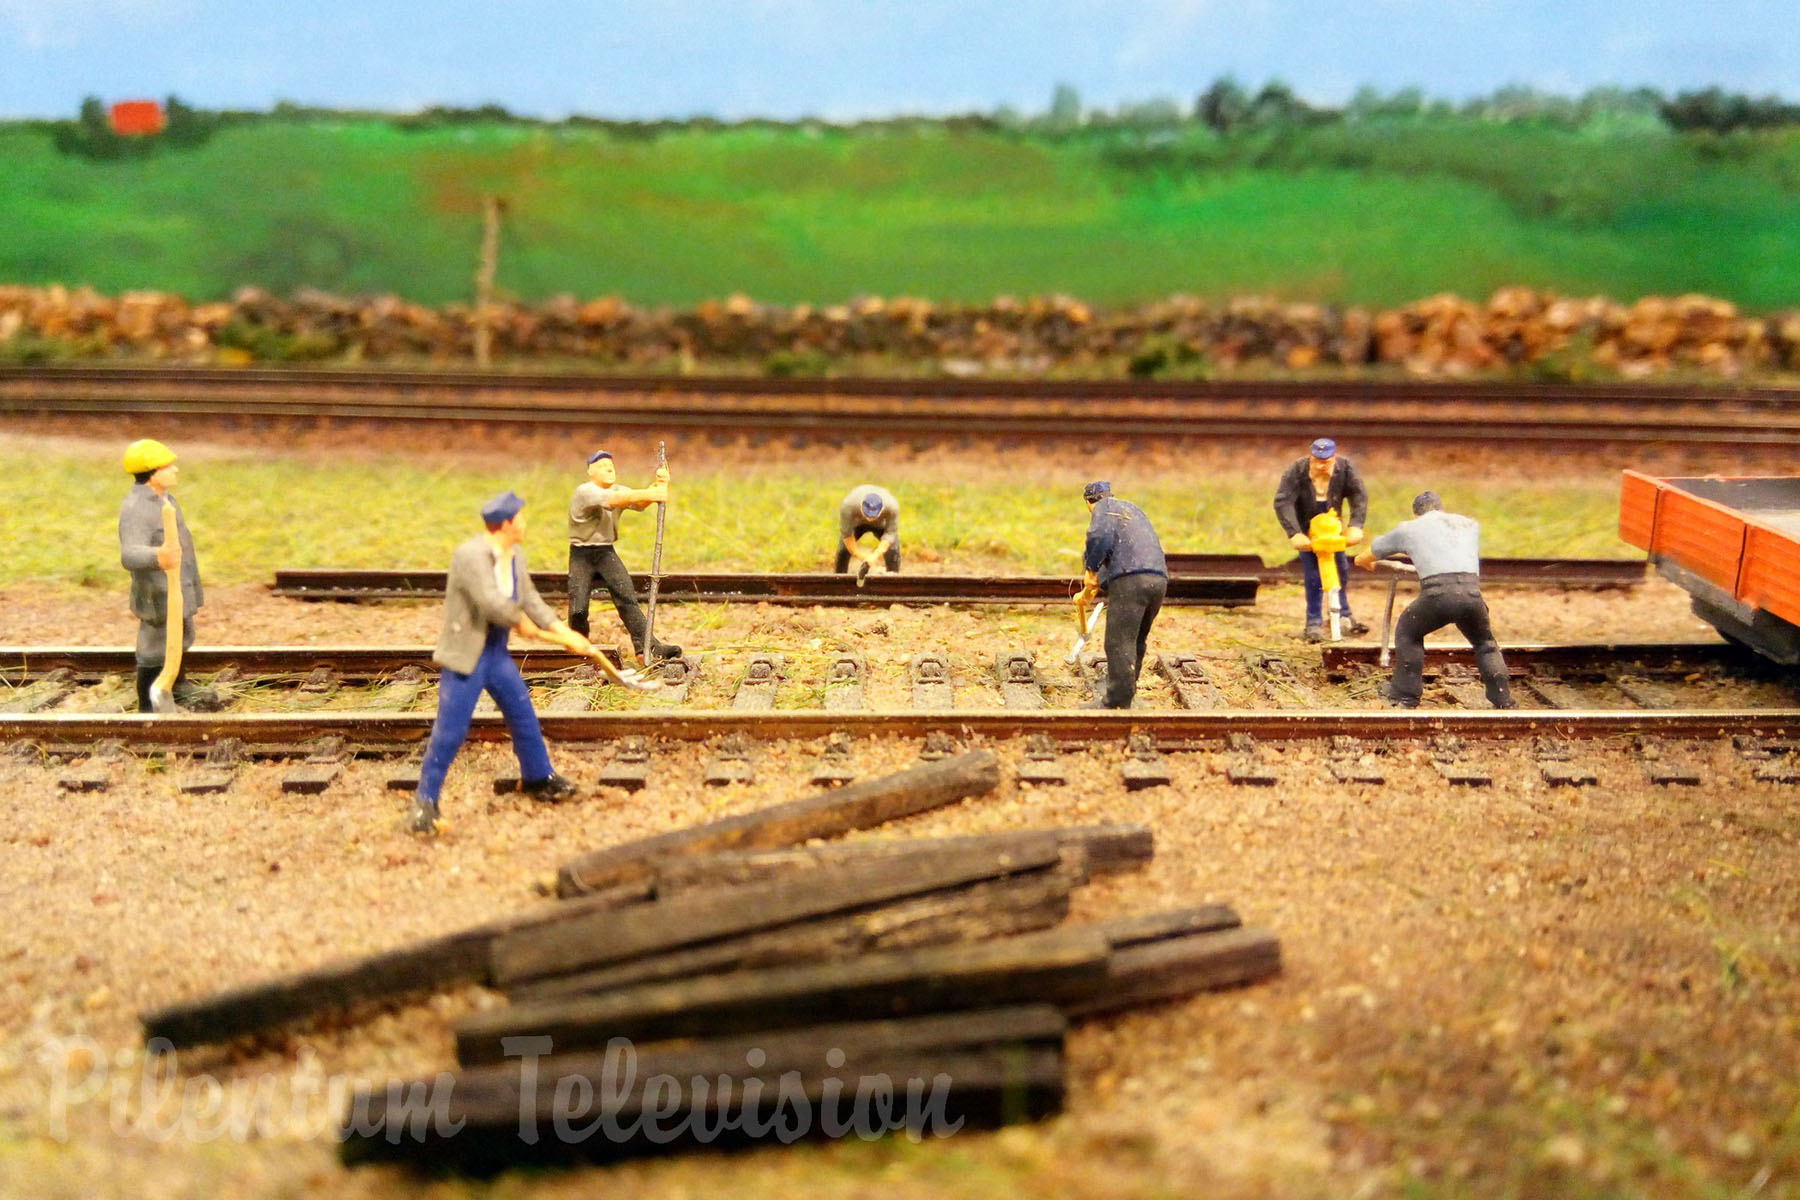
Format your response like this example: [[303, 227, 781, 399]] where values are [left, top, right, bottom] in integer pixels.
[[370, 665, 427, 710], [598, 736, 653, 791], [823, 654, 866, 712], [731, 654, 784, 711], [1157, 652, 1224, 709], [810, 732, 857, 787], [910, 652, 954, 711], [1736, 736, 1800, 784], [1017, 733, 1065, 786], [281, 737, 348, 795], [1122, 731, 1172, 790], [544, 663, 600, 713], [1519, 671, 1584, 711], [703, 732, 755, 786], [1075, 651, 1111, 705], [995, 652, 1045, 710], [1636, 738, 1701, 787], [1430, 735, 1491, 787], [1535, 738, 1597, 787], [1224, 732, 1277, 787], [920, 730, 959, 762], [180, 736, 243, 795], [3, 668, 77, 715], [1327, 735, 1386, 785], [651, 655, 701, 705]]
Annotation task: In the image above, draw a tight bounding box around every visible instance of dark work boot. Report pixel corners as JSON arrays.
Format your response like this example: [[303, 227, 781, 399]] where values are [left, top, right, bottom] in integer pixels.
[[652, 641, 683, 661], [135, 665, 160, 713], [522, 772, 578, 802], [408, 798, 440, 835], [568, 611, 590, 638], [172, 669, 222, 713]]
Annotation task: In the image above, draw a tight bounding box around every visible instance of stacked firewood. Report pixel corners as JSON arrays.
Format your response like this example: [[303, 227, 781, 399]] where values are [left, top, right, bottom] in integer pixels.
[[138, 752, 1281, 1170], [5, 282, 1793, 376]]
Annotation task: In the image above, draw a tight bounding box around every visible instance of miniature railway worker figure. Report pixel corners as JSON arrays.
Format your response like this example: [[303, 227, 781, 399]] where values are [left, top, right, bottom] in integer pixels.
[[1355, 491, 1518, 710], [1273, 437, 1371, 642], [117, 439, 219, 713], [566, 450, 681, 660], [411, 491, 590, 835], [1079, 481, 1168, 709], [835, 484, 900, 577]]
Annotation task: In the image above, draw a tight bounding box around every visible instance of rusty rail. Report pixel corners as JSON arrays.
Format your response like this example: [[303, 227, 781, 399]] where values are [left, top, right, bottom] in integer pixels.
[[1318, 640, 1766, 680], [4, 366, 1797, 444], [3, 708, 1795, 754], [1165, 554, 1646, 588], [266, 569, 1259, 606]]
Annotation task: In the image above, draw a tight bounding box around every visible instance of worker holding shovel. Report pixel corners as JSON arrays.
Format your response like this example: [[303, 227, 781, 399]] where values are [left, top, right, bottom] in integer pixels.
[[118, 440, 218, 714]]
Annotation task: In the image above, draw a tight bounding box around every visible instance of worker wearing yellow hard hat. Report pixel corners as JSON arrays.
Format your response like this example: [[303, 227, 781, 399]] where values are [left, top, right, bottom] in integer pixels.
[[118, 440, 219, 713]]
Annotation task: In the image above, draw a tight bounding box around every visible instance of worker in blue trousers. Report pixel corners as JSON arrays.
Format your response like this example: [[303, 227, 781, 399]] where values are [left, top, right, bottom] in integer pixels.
[[410, 490, 590, 835]]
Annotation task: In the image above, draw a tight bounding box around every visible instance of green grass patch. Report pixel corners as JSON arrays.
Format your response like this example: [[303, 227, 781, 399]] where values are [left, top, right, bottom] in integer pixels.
[[2, 119, 1798, 308], [0, 444, 1631, 590]]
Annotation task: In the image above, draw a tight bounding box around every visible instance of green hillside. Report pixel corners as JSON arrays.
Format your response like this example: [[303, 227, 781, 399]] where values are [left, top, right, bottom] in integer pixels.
[[4, 116, 1798, 308]]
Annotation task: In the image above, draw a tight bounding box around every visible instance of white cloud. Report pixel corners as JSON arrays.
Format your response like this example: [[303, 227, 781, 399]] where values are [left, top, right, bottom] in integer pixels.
[[0, 0, 191, 49]]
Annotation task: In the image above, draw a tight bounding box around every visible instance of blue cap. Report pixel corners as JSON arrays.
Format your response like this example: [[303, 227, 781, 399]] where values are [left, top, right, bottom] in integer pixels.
[[1083, 480, 1111, 503], [860, 491, 885, 520], [1310, 437, 1337, 459], [480, 490, 525, 525], [587, 449, 612, 465]]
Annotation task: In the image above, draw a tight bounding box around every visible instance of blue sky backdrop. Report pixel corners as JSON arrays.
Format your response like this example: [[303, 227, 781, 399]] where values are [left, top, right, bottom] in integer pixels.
[[1, 0, 1795, 120]]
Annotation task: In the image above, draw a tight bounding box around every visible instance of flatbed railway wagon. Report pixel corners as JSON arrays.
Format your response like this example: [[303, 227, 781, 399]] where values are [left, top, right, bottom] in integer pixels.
[[1620, 470, 1800, 664]]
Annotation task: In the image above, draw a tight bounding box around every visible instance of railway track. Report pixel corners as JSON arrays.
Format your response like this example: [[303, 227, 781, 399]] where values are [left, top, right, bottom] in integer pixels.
[[4, 366, 1796, 444], [267, 570, 1261, 605], [266, 557, 1643, 602], [4, 642, 1794, 755]]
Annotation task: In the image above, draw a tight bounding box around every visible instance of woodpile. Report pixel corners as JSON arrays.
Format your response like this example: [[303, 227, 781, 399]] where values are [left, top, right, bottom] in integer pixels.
[[137, 752, 1280, 1170], [9, 281, 1784, 376]]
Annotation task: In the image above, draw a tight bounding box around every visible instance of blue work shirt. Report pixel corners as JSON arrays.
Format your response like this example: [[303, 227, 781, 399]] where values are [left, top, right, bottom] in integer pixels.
[[1084, 498, 1167, 589]]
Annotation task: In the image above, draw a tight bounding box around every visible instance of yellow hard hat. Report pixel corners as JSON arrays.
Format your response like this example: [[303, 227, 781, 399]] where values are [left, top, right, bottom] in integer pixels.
[[123, 439, 176, 474]]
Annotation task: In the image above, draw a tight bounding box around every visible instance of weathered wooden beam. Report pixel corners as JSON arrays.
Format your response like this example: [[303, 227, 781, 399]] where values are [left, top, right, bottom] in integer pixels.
[[139, 881, 652, 1049], [510, 862, 1079, 1004], [456, 927, 1111, 1066], [650, 822, 1152, 895], [1065, 925, 1282, 1019], [341, 1044, 1065, 1170], [497, 835, 1066, 988], [556, 749, 1002, 897]]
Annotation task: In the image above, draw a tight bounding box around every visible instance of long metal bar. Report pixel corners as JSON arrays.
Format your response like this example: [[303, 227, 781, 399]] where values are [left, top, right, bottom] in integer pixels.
[[3, 708, 1795, 753], [4, 368, 1796, 443], [267, 569, 1260, 606], [1319, 640, 1761, 679], [1164, 554, 1647, 588]]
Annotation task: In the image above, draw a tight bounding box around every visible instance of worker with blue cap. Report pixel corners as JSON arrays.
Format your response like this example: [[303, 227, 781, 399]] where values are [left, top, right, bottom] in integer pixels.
[[835, 484, 900, 577], [1078, 480, 1167, 708], [409, 490, 596, 834], [1273, 437, 1370, 642]]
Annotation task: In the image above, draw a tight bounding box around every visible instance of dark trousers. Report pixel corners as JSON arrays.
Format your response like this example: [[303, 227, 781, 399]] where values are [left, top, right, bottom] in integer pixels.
[[1300, 551, 1354, 627], [568, 543, 654, 646], [1389, 573, 1514, 707], [833, 524, 901, 573], [1101, 572, 1166, 708], [418, 627, 552, 804]]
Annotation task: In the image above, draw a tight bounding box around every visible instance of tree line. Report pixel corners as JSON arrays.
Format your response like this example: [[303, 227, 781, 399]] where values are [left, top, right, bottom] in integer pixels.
[[30, 79, 1800, 160]]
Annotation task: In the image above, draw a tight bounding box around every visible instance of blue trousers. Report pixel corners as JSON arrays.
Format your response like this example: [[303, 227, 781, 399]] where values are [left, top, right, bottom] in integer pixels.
[[1300, 552, 1356, 627], [418, 629, 552, 803]]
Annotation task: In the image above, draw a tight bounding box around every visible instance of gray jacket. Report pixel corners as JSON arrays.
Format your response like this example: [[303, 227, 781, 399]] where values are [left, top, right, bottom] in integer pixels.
[[118, 484, 202, 624], [432, 535, 557, 674]]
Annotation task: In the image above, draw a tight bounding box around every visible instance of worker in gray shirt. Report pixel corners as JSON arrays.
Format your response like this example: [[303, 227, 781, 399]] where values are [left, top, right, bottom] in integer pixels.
[[117, 438, 219, 713], [567, 450, 680, 661], [1355, 491, 1517, 709], [835, 484, 900, 575]]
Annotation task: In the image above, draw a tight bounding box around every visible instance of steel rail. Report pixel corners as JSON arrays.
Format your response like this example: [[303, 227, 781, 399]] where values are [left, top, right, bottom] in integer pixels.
[[1163, 554, 1647, 588], [4, 708, 1795, 754], [265, 570, 1260, 606], [0, 640, 1753, 686], [1319, 640, 1769, 679], [4, 366, 1798, 443]]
